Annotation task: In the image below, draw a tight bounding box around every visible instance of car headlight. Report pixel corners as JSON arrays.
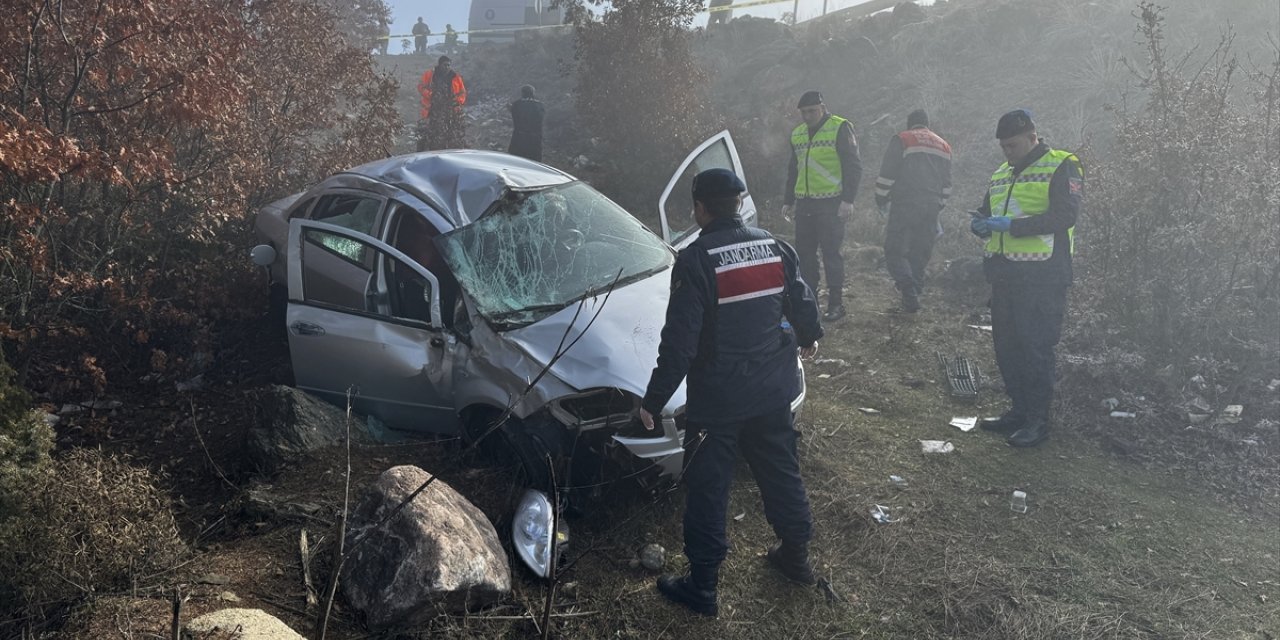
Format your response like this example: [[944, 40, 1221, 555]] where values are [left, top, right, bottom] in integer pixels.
[[512, 489, 568, 578]]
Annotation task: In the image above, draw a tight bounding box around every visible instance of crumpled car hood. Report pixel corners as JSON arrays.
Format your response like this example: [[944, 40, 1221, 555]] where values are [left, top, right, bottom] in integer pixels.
[[502, 270, 686, 412]]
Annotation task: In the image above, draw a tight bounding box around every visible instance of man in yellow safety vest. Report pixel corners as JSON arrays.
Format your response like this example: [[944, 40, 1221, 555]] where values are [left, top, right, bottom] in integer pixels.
[[781, 90, 862, 322], [970, 109, 1083, 448]]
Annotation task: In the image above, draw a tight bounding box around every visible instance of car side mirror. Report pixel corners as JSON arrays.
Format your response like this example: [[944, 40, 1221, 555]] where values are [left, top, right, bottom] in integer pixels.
[[250, 244, 277, 267]]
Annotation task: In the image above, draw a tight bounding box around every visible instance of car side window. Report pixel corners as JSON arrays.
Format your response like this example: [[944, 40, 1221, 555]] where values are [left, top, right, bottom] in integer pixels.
[[308, 193, 385, 264], [288, 197, 316, 220], [299, 227, 436, 325], [390, 203, 460, 328], [665, 139, 735, 245]]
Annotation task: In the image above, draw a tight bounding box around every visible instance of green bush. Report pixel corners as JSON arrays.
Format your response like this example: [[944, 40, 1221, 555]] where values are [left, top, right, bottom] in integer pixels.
[[0, 350, 52, 520]]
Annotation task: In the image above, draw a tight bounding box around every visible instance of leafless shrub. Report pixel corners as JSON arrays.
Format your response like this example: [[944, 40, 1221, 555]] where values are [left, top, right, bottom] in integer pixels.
[[564, 0, 712, 221], [1079, 3, 1280, 369]]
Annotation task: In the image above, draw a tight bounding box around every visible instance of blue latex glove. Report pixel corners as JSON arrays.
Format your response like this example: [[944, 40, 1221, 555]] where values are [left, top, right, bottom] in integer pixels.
[[985, 216, 1012, 233], [970, 217, 991, 238]]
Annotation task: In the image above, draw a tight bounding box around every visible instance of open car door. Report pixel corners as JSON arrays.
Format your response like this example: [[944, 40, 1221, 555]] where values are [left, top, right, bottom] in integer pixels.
[[285, 219, 459, 433], [658, 130, 758, 249]]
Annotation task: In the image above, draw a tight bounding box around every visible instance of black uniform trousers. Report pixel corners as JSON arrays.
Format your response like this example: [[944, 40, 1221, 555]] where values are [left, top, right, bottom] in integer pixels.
[[794, 198, 845, 307], [883, 202, 941, 294], [990, 283, 1068, 418], [681, 406, 813, 569]]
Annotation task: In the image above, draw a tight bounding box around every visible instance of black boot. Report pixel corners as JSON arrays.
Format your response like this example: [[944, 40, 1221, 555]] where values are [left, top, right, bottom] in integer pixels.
[[899, 289, 921, 313], [656, 564, 718, 616], [1007, 415, 1050, 448], [766, 541, 816, 586], [980, 410, 1025, 435]]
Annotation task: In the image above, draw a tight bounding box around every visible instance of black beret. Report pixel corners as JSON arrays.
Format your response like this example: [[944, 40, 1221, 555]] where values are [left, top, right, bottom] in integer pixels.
[[797, 90, 824, 108], [996, 109, 1035, 139], [692, 168, 746, 200]]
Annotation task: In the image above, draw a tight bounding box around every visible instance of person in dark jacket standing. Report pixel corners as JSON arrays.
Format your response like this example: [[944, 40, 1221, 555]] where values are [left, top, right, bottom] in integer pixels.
[[411, 17, 430, 54], [508, 85, 545, 161], [640, 168, 824, 617], [970, 109, 1083, 448], [874, 109, 952, 312], [782, 90, 862, 322]]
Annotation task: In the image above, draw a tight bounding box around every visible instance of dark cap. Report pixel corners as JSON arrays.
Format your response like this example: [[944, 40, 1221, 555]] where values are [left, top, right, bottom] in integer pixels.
[[438, 55, 452, 64], [996, 109, 1035, 139], [797, 90, 824, 108], [907, 109, 929, 128], [692, 168, 746, 200]]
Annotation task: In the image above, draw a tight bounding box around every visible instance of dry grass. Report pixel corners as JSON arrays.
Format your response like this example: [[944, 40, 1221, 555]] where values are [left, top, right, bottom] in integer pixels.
[[0, 449, 187, 630]]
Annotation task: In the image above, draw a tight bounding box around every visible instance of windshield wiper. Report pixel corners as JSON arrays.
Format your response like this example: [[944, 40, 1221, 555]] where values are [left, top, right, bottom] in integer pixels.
[[488, 302, 569, 322]]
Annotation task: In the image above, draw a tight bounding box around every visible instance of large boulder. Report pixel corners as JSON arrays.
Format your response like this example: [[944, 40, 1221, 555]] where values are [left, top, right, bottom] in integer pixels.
[[185, 608, 305, 639], [246, 385, 371, 474], [341, 465, 510, 629]]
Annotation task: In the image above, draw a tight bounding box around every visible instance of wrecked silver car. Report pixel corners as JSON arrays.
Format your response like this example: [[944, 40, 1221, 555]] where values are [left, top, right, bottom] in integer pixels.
[[250, 132, 805, 576]]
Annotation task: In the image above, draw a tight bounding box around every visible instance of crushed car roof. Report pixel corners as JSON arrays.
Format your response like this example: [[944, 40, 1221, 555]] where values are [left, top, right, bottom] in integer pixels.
[[338, 150, 574, 225]]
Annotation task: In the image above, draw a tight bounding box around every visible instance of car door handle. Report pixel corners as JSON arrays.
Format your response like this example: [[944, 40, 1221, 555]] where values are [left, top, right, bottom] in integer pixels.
[[290, 321, 326, 336]]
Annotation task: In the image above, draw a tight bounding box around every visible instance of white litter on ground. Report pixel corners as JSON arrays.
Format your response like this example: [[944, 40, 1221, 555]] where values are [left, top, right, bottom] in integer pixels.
[[920, 440, 955, 454]]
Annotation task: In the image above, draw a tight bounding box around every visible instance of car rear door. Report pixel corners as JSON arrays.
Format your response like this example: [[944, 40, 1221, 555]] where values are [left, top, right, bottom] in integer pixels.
[[657, 130, 757, 249], [285, 219, 459, 434]]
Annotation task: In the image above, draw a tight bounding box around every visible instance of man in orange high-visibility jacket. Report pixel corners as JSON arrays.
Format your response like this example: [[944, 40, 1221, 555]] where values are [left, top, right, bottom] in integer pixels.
[[418, 56, 467, 120], [417, 56, 467, 151]]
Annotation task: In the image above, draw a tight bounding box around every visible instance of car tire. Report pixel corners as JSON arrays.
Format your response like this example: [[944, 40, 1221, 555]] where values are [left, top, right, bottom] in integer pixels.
[[464, 408, 556, 495]]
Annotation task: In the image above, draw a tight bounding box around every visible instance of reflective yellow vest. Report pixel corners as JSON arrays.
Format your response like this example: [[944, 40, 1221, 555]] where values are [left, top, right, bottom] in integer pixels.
[[791, 115, 848, 199], [984, 148, 1081, 261]]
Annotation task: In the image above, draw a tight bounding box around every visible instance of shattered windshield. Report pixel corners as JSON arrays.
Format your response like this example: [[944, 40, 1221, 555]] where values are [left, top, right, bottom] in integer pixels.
[[438, 182, 674, 329]]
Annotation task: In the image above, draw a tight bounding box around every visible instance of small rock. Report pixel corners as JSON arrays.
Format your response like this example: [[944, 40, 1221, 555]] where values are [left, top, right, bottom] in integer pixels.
[[82, 399, 122, 410], [40, 412, 61, 426], [218, 591, 241, 602], [176, 374, 205, 393], [639, 544, 665, 572], [59, 404, 84, 416], [197, 574, 231, 586], [857, 407, 880, 415], [186, 609, 304, 640]]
